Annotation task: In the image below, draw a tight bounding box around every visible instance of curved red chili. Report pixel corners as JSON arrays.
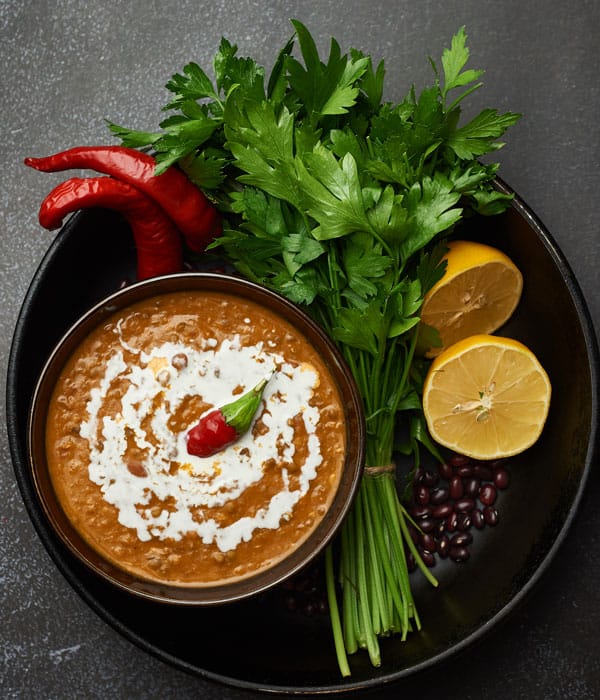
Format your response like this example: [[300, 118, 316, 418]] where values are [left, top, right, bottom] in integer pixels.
[[24, 146, 221, 252], [186, 377, 270, 458], [38, 177, 183, 280]]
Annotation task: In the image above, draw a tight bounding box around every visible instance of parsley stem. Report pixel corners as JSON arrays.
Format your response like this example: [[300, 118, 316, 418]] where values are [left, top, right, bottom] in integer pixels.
[[354, 488, 380, 666], [340, 510, 359, 653], [378, 476, 411, 629], [361, 477, 389, 634], [325, 546, 351, 677], [364, 475, 401, 627], [397, 498, 439, 589]]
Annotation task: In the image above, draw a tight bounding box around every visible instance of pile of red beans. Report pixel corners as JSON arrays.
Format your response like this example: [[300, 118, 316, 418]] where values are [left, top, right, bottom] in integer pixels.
[[279, 454, 511, 615], [281, 560, 329, 617], [406, 454, 510, 567]]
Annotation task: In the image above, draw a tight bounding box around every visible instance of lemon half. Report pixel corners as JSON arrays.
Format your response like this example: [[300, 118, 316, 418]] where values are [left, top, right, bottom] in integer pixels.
[[421, 240, 523, 357], [422, 334, 551, 460]]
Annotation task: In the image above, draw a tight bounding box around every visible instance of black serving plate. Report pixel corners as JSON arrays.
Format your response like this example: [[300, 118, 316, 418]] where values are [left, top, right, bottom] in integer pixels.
[[6, 182, 599, 694]]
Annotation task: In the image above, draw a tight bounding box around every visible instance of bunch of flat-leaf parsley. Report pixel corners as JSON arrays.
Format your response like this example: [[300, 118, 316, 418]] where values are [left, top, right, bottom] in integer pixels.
[[108, 20, 520, 675]]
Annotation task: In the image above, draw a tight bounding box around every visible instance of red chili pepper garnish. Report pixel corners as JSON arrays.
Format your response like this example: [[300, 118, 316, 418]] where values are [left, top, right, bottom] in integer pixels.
[[24, 146, 221, 252], [38, 176, 183, 280], [186, 377, 270, 458]]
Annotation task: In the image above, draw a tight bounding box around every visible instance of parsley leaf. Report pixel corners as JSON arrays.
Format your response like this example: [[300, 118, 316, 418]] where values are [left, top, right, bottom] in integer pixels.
[[213, 37, 265, 99], [342, 232, 392, 299], [302, 147, 374, 240], [105, 121, 162, 148], [164, 62, 221, 111], [355, 51, 386, 111], [179, 149, 227, 190], [287, 19, 369, 126], [331, 305, 381, 355], [399, 174, 462, 260], [445, 108, 522, 159], [439, 26, 484, 106]]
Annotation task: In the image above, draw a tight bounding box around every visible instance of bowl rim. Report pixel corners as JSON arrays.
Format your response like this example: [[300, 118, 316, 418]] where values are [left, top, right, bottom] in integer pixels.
[[24, 271, 366, 606]]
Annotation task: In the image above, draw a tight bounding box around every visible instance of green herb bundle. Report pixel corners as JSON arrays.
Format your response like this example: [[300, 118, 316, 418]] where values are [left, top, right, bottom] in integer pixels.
[[108, 21, 520, 674]]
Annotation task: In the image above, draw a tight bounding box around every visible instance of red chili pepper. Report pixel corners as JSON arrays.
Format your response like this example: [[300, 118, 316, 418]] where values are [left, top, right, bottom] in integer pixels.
[[38, 176, 183, 280], [186, 377, 270, 458], [24, 146, 221, 252]]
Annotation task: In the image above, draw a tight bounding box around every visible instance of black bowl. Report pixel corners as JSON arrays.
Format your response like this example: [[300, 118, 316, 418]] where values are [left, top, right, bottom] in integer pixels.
[[6, 179, 599, 693]]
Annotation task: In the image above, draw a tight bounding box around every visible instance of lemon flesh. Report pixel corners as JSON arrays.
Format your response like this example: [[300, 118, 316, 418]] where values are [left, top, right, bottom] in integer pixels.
[[423, 334, 551, 460], [421, 240, 523, 357]]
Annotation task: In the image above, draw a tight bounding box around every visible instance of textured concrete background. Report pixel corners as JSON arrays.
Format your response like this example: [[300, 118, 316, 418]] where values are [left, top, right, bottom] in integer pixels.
[[1, 1, 599, 698]]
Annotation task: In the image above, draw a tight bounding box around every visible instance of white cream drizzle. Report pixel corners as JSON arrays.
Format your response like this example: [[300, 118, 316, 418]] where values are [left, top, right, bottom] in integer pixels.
[[78, 332, 324, 552]]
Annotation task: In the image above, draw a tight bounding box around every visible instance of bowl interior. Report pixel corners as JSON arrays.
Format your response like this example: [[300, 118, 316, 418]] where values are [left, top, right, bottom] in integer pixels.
[[7, 186, 598, 692], [26, 272, 365, 605]]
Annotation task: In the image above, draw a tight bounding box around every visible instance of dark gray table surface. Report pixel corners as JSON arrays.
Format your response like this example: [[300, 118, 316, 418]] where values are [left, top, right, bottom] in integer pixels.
[[2, 1, 599, 698]]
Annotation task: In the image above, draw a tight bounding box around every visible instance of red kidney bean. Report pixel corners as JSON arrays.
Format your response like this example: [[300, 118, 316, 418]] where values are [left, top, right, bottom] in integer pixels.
[[415, 485, 430, 505], [438, 462, 454, 480], [472, 509, 485, 530], [455, 465, 474, 477], [446, 511, 458, 532], [317, 599, 328, 615], [422, 470, 439, 487], [455, 497, 475, 512], [479, 483, 497, 506], [449, 476, 464, 499], [463, 477, 480, 499], [456, 513, 472, 531], [302, 597, 322, 616], [450, 532, 473, 547], [408, 526, 420, 544], [420, 533, 436, 552], [436, 520, 447, 537], [420, 517, 436, 533], [432, 502, 453, 519], [450, 454, 471, 467], [494, 466, 510, 490], [483, 506, 499, 526], [411, 504, 432, 519], [430, 487, 449, 504], [449, 546, 470, 562], [421, 550, 436, 568], [473, 464, 493, 481], [437, 535, 450, 558]]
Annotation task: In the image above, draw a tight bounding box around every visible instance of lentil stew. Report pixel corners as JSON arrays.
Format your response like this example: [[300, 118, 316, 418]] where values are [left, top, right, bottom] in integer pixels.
[[28, 274, 364, 601]]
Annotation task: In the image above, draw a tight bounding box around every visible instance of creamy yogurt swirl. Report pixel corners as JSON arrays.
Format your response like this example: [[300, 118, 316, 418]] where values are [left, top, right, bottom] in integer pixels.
[[79, 334, 323, 552]]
